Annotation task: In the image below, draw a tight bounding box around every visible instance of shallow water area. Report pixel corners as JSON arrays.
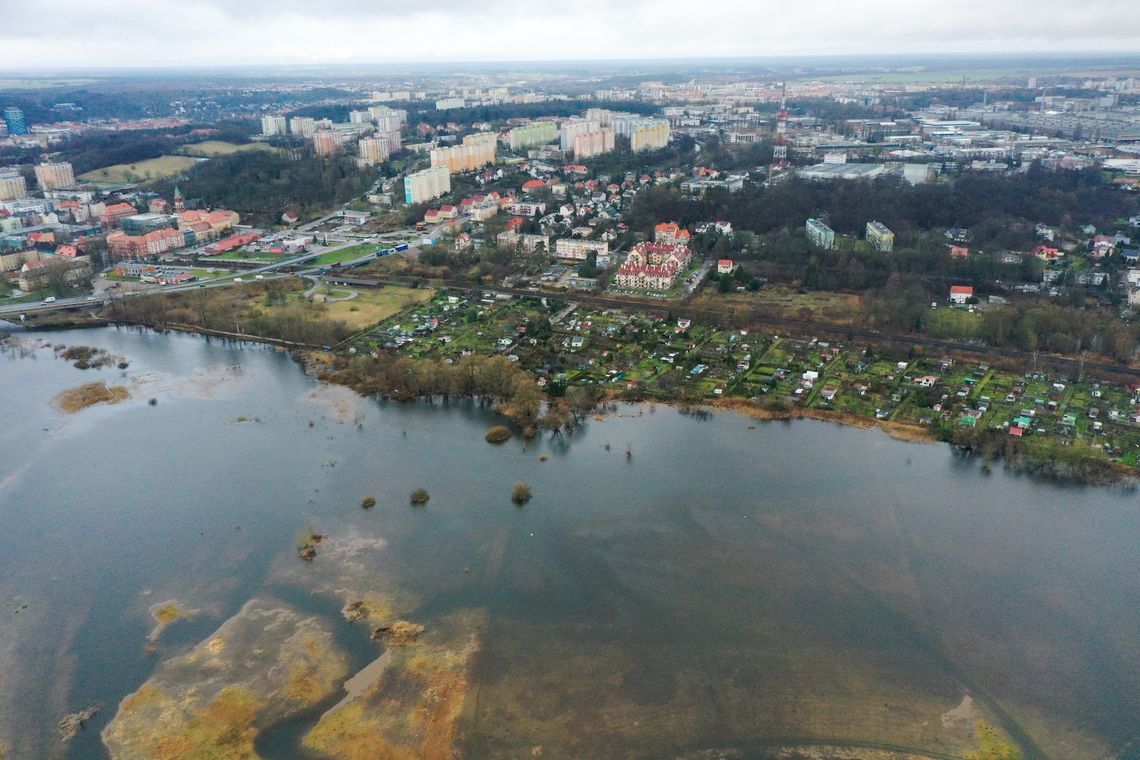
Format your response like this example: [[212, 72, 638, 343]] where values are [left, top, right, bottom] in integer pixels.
[[0, 325, 1137, 759]]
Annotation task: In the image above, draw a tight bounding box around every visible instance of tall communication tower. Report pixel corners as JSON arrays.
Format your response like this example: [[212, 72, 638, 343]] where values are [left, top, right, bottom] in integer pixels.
[[773, 82, 789, 169]]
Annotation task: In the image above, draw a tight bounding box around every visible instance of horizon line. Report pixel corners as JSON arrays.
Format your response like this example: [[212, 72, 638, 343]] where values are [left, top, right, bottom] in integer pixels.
[[4, 50, 1140, 78]]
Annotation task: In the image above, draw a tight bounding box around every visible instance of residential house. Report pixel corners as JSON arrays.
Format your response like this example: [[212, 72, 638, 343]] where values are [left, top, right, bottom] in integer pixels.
[[949, 285, 974, 304], [614, 242, 692, 291]]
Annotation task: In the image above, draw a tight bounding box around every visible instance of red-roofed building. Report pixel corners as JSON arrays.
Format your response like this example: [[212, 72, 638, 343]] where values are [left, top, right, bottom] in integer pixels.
[[521, 179, 547, 193], [949, 285, 974, 304], [1034, 245, 1062, 261], [950, 246, 969, 258], [204, 232, 260, 255], [99, 203, 137, 228], [717, 259, 734, 274], [177, 209, 239, 235], [655, 222, 691, 245], [107, 227, 186, 260], [615, 242, 692, 291], [55, 244, 79, 257]]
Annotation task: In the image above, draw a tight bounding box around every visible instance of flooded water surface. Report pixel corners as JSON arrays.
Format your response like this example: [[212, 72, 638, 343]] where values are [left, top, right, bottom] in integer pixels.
[[0, 327, 1137, 759]]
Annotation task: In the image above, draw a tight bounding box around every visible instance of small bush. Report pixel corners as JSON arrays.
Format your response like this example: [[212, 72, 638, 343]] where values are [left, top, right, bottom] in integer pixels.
[[361, 496, 376, 509], [485, 425, 512, 444], [410, 488, 430, 505], [511, 481, 532, 505]]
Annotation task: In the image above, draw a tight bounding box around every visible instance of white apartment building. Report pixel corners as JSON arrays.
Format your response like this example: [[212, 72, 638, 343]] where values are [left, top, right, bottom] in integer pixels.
[[404, 165, 451, 205], [289, 116, 317, 137], [560, 119, 600, 151], [260, 115, 287, 136], [555, 238, 609, 261]]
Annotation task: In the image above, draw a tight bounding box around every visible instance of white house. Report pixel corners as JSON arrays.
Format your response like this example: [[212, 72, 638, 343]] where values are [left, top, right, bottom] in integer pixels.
[[949, 285, 974, 304]]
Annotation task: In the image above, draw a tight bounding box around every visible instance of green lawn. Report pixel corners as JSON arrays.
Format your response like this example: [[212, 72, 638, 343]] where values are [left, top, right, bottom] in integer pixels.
[[79, 155, 199, 184], [178, 141, 277, 157], [926, 307, 983, 339], [313, 245, 376, 267]]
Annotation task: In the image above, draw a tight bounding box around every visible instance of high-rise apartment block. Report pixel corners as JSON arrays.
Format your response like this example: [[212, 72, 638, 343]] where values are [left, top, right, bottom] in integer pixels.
[[34, 161, 76, 191], [560, 119, 599, 151], [630, 119, 671, 152], [368, 106, 408, 131], [260, 115, 287, 136], [358, 137, 392, 166], [312, 130, 349, 156], [404, 166, 451, 205], [435, 98, 466, 111], [2, 107, 27, 136], [349, 110, 372, 124], [509, 121, 557, 151], [0, 169, 28, 200], [289, 116, 317, 137], [430, 133, 497, 174], [572, 129, 615, 160]]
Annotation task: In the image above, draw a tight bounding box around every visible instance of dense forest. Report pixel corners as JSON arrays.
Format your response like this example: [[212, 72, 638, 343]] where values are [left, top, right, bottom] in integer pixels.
[[0, 82, 360, 123], [629, 166, 1136, 240], [410, 100, 659, 127], [151, 149, 373, 220], [630, 167, 1140, 362]]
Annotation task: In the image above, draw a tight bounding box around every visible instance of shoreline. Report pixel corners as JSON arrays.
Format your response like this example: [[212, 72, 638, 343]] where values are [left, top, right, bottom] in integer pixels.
[[700, 397, 940, 444], [15, 320, 1133, 486]]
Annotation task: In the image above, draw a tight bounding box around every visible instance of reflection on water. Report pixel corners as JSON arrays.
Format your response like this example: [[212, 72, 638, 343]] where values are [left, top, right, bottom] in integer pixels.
[[0, 326, 1137, 759]]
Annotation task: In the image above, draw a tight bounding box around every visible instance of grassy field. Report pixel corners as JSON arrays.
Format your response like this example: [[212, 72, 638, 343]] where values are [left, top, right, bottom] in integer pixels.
[[313, 245, 376, 267], [210, 249, 281, 262], [318, 286, 434, 330], [926, 306, 984, 339], [178, 141, 277, 157], [693, 287, 864, 325], [79, 155, 199, 184]]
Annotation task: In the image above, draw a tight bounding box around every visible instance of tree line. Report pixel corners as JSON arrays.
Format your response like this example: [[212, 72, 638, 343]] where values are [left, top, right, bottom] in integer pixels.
[[628, 165, 1136, 242], [104, 279, 353, 347], [320, 352, 605, 433]]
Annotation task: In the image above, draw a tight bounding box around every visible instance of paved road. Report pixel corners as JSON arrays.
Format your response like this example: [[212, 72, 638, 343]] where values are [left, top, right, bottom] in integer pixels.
[[0, 238, 382, 320]]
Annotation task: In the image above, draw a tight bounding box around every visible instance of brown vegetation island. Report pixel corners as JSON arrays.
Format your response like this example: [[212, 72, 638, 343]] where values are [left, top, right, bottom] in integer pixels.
[[54, 381, 130, 413]]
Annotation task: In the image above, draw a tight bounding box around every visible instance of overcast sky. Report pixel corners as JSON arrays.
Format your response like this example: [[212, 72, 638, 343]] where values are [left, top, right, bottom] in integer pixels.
[[3, 0, 1140, 69]]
